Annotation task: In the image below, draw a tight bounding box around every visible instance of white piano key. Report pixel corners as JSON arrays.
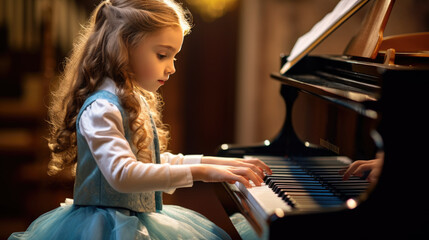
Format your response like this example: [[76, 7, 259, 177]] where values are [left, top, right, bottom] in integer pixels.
[[235, 181, 292, 217]]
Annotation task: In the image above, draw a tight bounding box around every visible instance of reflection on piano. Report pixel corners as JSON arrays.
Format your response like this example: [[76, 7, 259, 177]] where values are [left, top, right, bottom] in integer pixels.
[[216, 0, 429, 238]]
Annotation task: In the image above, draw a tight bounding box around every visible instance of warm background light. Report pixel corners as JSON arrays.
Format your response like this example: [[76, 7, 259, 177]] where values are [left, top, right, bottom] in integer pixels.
[[185, 0, 238, 21]]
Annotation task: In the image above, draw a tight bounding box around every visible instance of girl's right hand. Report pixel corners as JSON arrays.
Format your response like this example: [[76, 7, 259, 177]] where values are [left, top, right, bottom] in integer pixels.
[[340, 152, 384, 183], [190, 164, 263, 188]]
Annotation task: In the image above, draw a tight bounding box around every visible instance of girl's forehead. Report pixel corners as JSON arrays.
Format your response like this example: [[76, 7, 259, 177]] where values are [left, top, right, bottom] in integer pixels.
[[138, 27, 184, 52]]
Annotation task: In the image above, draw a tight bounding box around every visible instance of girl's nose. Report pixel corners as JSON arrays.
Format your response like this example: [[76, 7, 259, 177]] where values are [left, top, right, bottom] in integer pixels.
[[166, 61, 176, 76]]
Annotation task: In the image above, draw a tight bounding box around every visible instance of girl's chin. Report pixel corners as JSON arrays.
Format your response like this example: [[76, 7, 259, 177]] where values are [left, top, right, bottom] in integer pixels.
[[133, 83, 160, 93], [146, 87, 159, 93]]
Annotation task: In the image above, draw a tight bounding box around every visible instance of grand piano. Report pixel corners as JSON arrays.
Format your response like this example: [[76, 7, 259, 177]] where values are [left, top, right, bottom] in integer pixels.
[[216, 0, 429, 238]]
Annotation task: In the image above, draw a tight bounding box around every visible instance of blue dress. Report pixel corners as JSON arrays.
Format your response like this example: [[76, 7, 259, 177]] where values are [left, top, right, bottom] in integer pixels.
[[9, 91, 232, 240]]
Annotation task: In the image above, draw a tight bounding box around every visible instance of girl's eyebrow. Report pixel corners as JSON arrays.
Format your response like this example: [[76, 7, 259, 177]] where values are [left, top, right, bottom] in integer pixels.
[[157, 44, 177, 53], [156, 44, 177, 53]]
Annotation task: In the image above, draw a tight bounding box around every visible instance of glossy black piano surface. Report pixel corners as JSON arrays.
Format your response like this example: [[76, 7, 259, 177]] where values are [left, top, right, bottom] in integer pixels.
[[216, 54, 429, 238]]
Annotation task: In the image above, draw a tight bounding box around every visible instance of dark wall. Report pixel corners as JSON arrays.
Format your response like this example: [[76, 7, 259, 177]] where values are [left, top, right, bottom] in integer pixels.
[[179, 6, 239, 155]]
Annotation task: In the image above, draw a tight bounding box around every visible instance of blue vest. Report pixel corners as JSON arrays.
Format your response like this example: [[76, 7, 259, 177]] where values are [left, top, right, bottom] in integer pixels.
[[73, 90, 163, 212]]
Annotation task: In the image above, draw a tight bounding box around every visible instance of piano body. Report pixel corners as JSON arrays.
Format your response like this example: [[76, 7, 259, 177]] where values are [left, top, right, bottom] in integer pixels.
[[216, 0, 429, 238]]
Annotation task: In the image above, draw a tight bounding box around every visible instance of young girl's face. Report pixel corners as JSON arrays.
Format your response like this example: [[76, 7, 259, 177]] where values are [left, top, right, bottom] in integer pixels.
[[130, 27, 184, 92]]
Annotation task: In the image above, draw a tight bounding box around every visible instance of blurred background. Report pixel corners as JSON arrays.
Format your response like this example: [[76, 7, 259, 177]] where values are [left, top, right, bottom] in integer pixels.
[[0, 0, 428, 237]]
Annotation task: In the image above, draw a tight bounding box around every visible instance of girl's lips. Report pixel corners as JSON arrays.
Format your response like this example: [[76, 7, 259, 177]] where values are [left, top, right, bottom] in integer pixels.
[[158, 80, 165, 85]]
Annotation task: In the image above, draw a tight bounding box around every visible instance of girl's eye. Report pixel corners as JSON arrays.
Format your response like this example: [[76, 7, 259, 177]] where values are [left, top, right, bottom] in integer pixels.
[[157, 54, 167, 60]]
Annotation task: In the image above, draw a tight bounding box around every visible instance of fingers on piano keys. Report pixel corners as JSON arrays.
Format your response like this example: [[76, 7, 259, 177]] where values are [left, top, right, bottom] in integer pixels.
[[262, 157, 369, 212]]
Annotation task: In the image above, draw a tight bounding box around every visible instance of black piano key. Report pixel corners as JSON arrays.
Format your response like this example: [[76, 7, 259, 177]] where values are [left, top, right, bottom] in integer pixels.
[[286, 195, 341, 201], [340, 192, 362, 198], [310, 171, 343, 175], [266, 175, 317, 181], [318, 176, 359, 181], [278, 189, 328, 198], [283, 197, 344, 209], [334, 185, 368, 190], [338, 190, 366, 195], [267, 164, 301, 169], [275, 188, 331, 195], [269, 174, 314, 179], [262, 159, 290, 164], [306, 167, 345, 170], [278, 191, 337, 201], [272, 183, 329, 190], [317, 174, 347, 178], [304, 166, 345, 169], [286, 191, 336, 197], [327, 180, 369, 184], [275, 187, 329, 196], [266, 179, 320, 187], [266, 174, 315, 179], [268, 181, 322, 189], [286, 197, 344, 209], [336, 191, 366, 197], [273, 184, 326, 190], [271, 170, 309, 175], [295, 202, 344, 209], [257, 157, 373, 212], [295, 199, 344, 205], [269, 165, 303, 169]]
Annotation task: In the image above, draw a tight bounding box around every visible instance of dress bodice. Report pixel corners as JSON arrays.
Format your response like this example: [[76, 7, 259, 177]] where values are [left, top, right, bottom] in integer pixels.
[[73, 90, 162, 212]]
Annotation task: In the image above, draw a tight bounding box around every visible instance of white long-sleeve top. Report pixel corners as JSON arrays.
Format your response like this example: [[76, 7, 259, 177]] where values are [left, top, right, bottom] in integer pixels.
[[78, 78, 202, 194]]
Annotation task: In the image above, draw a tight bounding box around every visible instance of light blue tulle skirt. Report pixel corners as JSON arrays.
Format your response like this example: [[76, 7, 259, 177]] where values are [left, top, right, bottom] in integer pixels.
[[8, 199, 233, 240]]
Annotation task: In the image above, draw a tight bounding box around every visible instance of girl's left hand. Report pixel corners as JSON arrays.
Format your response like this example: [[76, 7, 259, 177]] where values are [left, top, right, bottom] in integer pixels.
[[201, 156, 272, 179]]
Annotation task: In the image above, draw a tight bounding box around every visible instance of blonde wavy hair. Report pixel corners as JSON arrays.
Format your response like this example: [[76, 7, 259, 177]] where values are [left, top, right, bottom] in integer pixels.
[[47, 0, 192, 175]]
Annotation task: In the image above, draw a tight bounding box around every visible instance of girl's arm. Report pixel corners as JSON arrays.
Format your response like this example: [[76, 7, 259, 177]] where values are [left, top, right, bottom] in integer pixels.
[[80, 99, 194, 193], [161, 154, 268, 188], [201, 156, 272, 179], [79, 99, 264, 194], [161, 154, 272, 181], [189, 164, 263, 188], [161, 152, 202, 165]]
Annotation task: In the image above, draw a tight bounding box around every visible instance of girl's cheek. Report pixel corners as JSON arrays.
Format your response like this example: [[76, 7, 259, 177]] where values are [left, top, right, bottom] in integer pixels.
[[134, 62, 152, 79], [140, 66, 155, 80], [144, 62, 161, 79]]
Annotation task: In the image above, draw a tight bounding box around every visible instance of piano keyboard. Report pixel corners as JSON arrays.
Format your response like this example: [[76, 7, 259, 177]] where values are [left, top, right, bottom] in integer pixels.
[[235, 155, 369, 216]]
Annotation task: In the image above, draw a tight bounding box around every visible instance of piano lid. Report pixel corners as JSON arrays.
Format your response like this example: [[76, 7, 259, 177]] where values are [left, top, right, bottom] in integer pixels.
[[280, 0, 371, 74]]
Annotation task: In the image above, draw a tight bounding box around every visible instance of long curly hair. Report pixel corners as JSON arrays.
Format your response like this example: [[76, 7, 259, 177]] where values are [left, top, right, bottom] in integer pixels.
[[47, 0, 192, 175]]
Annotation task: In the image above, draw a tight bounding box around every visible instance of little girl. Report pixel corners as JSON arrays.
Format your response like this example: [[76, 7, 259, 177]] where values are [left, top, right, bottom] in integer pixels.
[[9, 0, 271, 239]]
